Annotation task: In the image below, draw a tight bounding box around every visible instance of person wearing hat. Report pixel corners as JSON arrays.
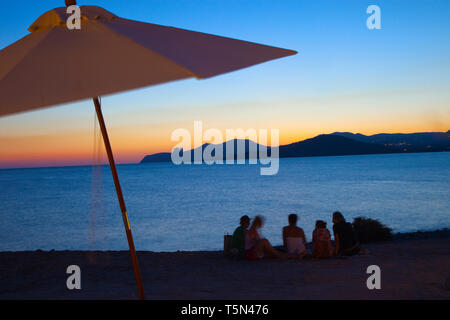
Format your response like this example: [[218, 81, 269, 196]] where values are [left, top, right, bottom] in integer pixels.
[[230, 215, 251, 258]]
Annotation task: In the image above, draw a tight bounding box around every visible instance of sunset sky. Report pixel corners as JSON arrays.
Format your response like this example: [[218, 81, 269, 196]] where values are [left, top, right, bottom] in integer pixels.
[[0, 0, 449, 168]]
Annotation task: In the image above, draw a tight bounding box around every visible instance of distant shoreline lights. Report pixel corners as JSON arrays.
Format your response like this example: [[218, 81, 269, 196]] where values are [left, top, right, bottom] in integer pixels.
[[170, 121, 279, 176]]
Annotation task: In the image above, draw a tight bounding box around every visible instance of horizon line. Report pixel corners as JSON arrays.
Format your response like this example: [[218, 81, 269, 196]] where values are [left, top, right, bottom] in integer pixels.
[[1, 129, 449, 170]]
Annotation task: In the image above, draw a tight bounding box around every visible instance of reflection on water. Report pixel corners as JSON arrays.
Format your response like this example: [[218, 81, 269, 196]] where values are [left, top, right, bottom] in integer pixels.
[[0, 152, 449, 251]]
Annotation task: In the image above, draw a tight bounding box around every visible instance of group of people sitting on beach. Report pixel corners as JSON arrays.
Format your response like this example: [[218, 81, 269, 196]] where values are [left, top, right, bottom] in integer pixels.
[[230, 211, 366, 260]]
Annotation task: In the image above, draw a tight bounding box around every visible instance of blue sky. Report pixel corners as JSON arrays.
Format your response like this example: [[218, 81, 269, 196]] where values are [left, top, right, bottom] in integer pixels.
[[0, 0, 449, 168]]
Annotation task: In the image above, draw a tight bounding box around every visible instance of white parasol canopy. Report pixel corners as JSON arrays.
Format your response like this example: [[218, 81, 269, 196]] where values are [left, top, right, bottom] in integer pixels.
[[0, 5, 296, 117], [0, 2, 297, 299]]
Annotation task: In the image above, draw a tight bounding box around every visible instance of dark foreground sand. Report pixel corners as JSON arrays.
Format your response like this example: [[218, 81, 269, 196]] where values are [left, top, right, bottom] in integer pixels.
[[1, 233, 449, 300]]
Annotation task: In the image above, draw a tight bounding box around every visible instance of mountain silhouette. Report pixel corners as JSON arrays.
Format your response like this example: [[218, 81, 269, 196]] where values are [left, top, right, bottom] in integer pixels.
[[278, 134, 389, 158], [140, 130, 450, 163], [332, 131, 450, 152], [141, 139, 265, 163]]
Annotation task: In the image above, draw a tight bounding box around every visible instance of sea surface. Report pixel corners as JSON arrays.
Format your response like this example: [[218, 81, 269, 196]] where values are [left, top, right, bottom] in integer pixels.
[[0, 152, 449, 252]]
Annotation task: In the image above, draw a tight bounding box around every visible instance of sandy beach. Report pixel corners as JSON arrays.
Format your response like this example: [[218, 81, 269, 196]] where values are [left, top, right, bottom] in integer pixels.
[[1, 231, 449, 300]]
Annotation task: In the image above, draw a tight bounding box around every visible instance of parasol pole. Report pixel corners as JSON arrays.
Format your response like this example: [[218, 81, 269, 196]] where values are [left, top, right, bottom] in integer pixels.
[[93, 97, 145, 300]]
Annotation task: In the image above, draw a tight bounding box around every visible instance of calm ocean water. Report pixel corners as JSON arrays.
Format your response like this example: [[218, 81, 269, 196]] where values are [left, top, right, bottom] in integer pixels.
[[0, 152, 449, 252]]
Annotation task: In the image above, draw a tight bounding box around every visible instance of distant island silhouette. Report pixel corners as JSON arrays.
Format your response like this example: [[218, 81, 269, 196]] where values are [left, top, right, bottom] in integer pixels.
[[140, 130, 450, 163]]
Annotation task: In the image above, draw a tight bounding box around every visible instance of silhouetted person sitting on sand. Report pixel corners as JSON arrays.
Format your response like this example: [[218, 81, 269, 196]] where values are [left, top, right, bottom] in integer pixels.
[[332, 211, 366, 256], [245, 215, 287, 260], [312, 220, 333, 259], [230, 215, 250, 258], [282, 214, 307, 259]]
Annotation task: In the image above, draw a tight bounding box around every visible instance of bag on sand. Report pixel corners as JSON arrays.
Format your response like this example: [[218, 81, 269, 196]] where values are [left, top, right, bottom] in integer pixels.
[[224, 235, 232, 256]]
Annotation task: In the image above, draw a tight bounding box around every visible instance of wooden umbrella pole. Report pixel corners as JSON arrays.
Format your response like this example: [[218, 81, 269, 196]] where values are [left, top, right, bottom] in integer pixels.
[[93, 97, 145, 300]]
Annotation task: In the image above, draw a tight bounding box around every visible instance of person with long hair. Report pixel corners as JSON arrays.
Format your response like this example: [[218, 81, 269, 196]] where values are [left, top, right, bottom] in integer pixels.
[[332, 211, 366, 256], [245, 215, 287, 260], [312, 220, 333, 259]]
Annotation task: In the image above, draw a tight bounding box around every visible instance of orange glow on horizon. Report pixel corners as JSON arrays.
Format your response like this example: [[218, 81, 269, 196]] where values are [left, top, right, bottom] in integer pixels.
[[0, 120, 448, 169]]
